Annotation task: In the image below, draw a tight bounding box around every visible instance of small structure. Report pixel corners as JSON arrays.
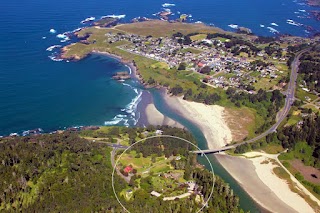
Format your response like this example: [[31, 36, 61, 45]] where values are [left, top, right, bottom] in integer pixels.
[[151, 191, 161, 197], [186, 181, 196, 191], [124, 165, 133, 173], [155, 129, 163, 135]]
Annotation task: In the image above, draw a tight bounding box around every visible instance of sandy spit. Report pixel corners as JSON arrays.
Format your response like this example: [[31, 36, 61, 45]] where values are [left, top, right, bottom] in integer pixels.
[[216, 153, 315, 213], [162, 94, 232, 149]]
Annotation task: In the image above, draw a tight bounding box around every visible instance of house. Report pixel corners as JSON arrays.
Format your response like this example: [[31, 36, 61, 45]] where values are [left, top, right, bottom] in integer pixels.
[[124, 165, 133, 173], [197, 62, 205, 67], [155, 129, 163, 135], [186, 181, 196, 191]]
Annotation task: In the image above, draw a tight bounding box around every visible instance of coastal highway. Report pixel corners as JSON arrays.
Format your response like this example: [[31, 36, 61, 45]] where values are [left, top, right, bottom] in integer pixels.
[[193, 48, 310, 155]]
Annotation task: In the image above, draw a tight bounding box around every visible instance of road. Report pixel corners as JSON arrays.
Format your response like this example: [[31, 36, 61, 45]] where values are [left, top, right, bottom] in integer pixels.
[[193, 48, 310, 154]]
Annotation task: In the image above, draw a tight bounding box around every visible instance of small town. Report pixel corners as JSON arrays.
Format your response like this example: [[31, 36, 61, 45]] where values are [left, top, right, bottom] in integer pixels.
[[105, 30, 296, 93]]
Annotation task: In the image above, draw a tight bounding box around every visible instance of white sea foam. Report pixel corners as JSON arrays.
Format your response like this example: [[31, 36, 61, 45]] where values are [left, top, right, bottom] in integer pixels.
[[80, 17, 95, 24], [104, 88, 142, 126], [48, 55, 63, 62], [299, 9, 306, 12], [162, 3, 175, 7], [49, 29, 56, 34], [104, 116, 122, 125], [195, 21, 203, 24], [271, 22, 279, 27], [294, 11, 300, 14], [72, 28, 82, 33], [56, 34, 70, 42], [46, 45, 62, 52], [103, 14, 126, 19], [125, 64, 132, 74], [228, 24, 238, 29], [164, 8, 171, 13], [42, 36, 47, 39], [267, 27, 279, 34], [286, 19, 302, 26], [124, 90, 142, 115], [260, 24, 265, 28]]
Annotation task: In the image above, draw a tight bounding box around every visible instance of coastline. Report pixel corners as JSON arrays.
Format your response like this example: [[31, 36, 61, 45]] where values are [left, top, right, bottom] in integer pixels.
[[93, 51, 184, 129], [216, 153, 315, 213], [160, 90, 232, 149], [91, 50, 232, 149]]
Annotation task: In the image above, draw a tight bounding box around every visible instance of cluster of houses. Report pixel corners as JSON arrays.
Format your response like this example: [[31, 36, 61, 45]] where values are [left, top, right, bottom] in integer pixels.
[[105, 31, 288, 92]]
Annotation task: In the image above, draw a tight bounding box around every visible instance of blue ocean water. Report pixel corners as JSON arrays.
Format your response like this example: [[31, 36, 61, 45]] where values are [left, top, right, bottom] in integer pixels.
[[0, 0, 319, 135]]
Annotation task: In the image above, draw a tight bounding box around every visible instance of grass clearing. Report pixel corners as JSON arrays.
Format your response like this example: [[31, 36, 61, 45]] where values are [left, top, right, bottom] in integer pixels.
[[224, 107, 258, 142], [259, 144, 284, 154], [286, 114, 301, 126], [151, 62, 170, 70], [115, 20, 225, 38], [180, 47, 203, 54], [296, 88, 318, 102], [190, 34, 207, 41]]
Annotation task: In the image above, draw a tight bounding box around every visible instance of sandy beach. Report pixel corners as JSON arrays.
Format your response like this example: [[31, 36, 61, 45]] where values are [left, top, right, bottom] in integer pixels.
[[162, 93, 232, 149], [144, 103, 184, 128], [216, 153, 315, 213], [136, 91, 183, 129]]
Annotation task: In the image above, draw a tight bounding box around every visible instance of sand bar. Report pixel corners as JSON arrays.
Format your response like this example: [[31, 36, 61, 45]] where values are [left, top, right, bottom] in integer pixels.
[[216, 153, 315, 213], [162, 93, 232, 149]]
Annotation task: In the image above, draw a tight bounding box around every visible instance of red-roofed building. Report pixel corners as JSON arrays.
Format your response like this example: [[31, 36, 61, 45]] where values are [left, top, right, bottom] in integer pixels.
[[197, 62, 205, 67], [124, 165, 133, 173]]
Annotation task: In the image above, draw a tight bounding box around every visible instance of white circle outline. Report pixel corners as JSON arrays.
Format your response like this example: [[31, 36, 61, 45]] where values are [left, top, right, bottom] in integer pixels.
[[111, 135, 215, 212]]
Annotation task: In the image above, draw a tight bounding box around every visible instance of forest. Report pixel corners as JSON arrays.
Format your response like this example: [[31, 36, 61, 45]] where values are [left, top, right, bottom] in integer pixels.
[[0, 126, 244, 212], [226, 88, 285, 133], [298, 46, 320, 92]]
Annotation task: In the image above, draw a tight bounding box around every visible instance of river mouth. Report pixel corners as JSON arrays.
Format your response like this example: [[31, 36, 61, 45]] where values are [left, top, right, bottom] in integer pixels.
[[149, 88, 260, 212]]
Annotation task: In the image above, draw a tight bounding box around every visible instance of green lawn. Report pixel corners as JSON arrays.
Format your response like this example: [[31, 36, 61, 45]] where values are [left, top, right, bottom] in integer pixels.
[[286, 114, 301, 126], [190, 34, 207, 41], [180, 47, 203, 54], [296, 88, 318, 102]]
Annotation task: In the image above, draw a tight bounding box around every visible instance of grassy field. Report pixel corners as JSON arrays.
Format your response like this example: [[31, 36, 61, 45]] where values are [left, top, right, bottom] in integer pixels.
[[180, 47, 203, 54], [115, 20, 225, 38], [259, 143, 284, 154], [286, 114, 302, 126], [281, 160, 320, 201], [296, 88, 318, 102], [190, 34, 207, 41], [224, 106, 260, 142]]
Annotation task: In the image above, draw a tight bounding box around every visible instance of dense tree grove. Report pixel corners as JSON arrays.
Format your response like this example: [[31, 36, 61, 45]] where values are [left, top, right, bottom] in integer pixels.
[[0, 132, 126, 212], [298, 47, 320, 92], [0, 127, 243, 212], [277, 113, 320, 167], [226, 88, 285, 133]]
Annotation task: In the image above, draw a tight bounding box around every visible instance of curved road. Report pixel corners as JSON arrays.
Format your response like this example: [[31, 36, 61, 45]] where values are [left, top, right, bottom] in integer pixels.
[[194, 48, 310, 154]]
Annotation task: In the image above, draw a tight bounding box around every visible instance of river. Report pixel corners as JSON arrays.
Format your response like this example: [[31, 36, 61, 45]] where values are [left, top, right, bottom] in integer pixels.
[[151, 89, 261, 212]]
